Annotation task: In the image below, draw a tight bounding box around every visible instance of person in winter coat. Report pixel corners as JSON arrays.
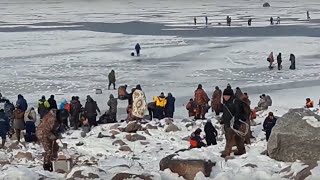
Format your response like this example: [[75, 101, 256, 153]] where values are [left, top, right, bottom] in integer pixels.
[[24, 107, 37, 142], [118, 85, 128, 100], [270, 17, 274, 25], [289, 54, 296, 70], [13, 107, 25, 142], [153, 92, 167, 120], [48, 95, 57, 110], [0, 109, 10, 148], [84, 96, 101, 127], [186, 98, 197, 117], [189, 128, 206, 149], [305, 98, 314, 108], [165, 93, 175, 118], [135, 43, 141, 56], [220, 89, 246, 157], [263, 112, 277, 141], [4, 100, 14, 136], [204, 120, 218, 146], [243, 93, 251, 106], [36, 109, 60, 171], [16, 94, 28, 112], [147, 102, 155, 120], [277, 53, 282, 70], [212, 86, 222, 116], [194, 84, 209, 120], [70, 96, 81, 130], [108, 70, 116, 90], [38, 96, 50, 120], [264, 94, 272, 106], [255, 95, 268, 111], [58, 100, 70, 130], [223, 84, 234, 103], [128, 88, 136, 106], [107, 94, 118, 122]]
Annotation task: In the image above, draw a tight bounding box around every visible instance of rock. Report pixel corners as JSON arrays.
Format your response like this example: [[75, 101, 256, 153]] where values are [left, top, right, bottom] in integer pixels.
[[145, 124, 158, 130], [0, 160, 10, 166], [140, 141, 150, 145], [67, 170, 99, 179], [110, 124, 120, 130], [185, 122, 195, 128], [159, 154, 215, 180], [125, 134, 146, 142], [263, 2, 270, 7], [15, 152, 33, 161], [111, 173, 153, 180], [112, 140, 127, 146], [75, 142, 84, 146], [165, 118, 173, 125], [268, 108, 320, 162], [165, 124, 180, 132], [181, 119, 192, 123], [125, 121, 142, 133], [243, 163, 258, 168], [8, 142, 20, 150], [280, 162, 318, 180], [170, 138, 175, 141], [117, 127, 125, 132], [182, 136, 190, 141], [119, 145, 132, 152], [144, 129, 152, 136], [109, 130, 120, 136]]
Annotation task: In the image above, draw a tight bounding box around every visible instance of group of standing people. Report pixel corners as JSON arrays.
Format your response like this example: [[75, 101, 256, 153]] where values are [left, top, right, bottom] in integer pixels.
[[267, 52, 296, 70]]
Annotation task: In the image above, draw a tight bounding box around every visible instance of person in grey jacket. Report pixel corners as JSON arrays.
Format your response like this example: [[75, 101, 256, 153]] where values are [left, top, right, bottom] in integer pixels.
[[107, 94, 118, 122]]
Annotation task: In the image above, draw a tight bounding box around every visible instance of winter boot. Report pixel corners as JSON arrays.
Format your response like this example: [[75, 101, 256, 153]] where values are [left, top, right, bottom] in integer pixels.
[[43, 162, 53, 172]]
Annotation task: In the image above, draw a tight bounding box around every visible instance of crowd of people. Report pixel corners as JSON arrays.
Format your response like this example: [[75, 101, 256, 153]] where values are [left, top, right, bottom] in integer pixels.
[[267, 52, 296, 70]]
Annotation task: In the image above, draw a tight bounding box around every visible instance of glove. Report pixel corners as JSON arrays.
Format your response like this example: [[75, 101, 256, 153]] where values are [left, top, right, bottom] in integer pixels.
[[49, 134, 57, 140]]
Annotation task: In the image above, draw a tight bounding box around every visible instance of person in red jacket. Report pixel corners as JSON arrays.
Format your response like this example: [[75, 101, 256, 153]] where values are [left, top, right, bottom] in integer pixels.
[[194, 84, 209, 120]]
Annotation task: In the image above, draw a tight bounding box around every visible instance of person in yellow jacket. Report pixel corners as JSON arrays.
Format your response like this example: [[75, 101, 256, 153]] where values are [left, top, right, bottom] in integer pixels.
[[38, 96, 50, 120], [153, 92, 167, 119]]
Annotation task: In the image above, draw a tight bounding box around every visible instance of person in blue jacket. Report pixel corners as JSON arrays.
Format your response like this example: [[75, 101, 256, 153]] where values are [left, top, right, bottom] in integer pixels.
[[16, 94, 28, 112], [0, 109, 10, 148], [165, 93, 176, 118]]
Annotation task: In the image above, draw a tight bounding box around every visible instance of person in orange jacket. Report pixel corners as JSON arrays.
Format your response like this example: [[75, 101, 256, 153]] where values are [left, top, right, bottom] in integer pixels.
[[189, 128, 206, 149], [305, 98, 314, 108]]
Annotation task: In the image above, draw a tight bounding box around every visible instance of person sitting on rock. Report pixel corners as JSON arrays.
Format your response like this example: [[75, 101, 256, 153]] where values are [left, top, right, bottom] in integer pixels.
[[0, 109, 10, 148], [305, 98, 314, 108], [186, 98, 196, 117], [263, 112, 277, 141], [118, 85, 128, 100], [189, 128, 206, 149], [204, 120, 218, 146], [255, 95, 268, 112]]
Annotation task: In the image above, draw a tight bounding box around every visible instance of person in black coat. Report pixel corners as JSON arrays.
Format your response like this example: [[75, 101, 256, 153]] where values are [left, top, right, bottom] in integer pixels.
[[135, 43, 141, 56], [48, 95, 57, 110], [204, 120, 218, 146], [165, 93, 175, 118], [277, 53, 282, 70], [263, 112, 277, 141]]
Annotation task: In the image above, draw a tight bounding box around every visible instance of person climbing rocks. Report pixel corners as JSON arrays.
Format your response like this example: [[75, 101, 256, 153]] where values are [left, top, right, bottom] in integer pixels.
[[84, 95, 101, 127], [48, 95, 57, 110], [0, 109, 10, 148], [263, 112, 277, 141], [220, 88, 246, 157], [36, 109, 60, 171], [135, 43, 141, 56], [70, 96, 81, 130], [277, 53, 282, 70], [305, 98, 314, 108], [24, 107, 37, 142], [194, 84, 209, 120], [38, 96, 50, 120], [153, 92, 167, 120], [118, 85, 128, 100], [108, 70, 116, 90], [107, 94, 118, 122], [165, 93, 175, 118], [186, 98, 196, 117], [212, 86, 222, 116], [289, 54, 296, 70], [204, 120, 218, 146], [189, 128, 206, 149]]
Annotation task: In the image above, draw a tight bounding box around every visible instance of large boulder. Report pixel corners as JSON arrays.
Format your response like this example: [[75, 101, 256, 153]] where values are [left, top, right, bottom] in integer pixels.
[[125, 121, 142, 133], [263, 2, 270, 7], [159, 154, 215, 180], [111, 173, 153, 180], [125, 134, 146, 142], [165, 124, 180, 132], [15, 152, 33, 161], [268, 108, 320, 162]]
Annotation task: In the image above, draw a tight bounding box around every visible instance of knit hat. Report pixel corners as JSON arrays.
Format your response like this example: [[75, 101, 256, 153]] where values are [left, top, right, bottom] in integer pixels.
[[268, 112, 274, 116], [223, 88, 234, 96]]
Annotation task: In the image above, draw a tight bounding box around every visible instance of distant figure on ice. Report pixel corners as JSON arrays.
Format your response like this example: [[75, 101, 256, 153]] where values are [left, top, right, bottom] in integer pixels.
[[204, 120, 218, 146], [108, 70, 116, 90], [153, 92, 167, 120], [227, 16, 231, 26], [307, 11, 310, 20], [194, 84, 209, 120], [277, 53, 282, 70], [135, 43, 141, 56], [107, 94, 118, 122], [0, 109, 10, 148], [194, 17, 197, 25], [263, 112, 277, 141], [118, 85, 128, 100], [205, 16, 208, 25], [248, 18, 252, 26], [305, 98, 314, 108], [267, 52, 275, 69], [212, 86, 222, 116], [186, 98, 196, 117], [289, 54, 296, 70], [276, 16, 280, 24], [189, 128, 206, 149], [165, 93, 175, 118], [270, 17, 274, 25]]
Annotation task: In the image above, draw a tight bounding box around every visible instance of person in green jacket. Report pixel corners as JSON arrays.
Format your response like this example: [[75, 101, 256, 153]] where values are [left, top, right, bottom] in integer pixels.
[[108, 70, 116, 90], [38, 96, 50, 120]]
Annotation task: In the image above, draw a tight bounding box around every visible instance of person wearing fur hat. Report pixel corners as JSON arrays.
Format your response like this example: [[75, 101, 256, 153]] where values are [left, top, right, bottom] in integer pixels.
[[211, 86, 222, 116], [194, 84, 209, 120]]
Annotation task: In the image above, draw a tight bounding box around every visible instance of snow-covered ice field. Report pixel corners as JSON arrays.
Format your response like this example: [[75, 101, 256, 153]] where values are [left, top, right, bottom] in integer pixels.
[[0, 0, 320, 179]]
